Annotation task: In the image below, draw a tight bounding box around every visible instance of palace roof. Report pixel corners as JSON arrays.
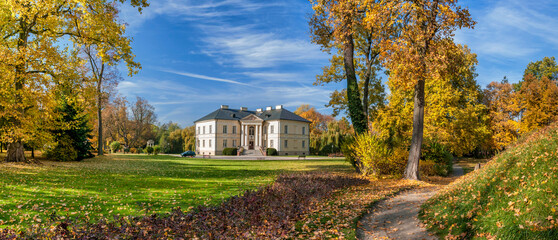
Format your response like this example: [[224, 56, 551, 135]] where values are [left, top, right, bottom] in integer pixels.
[[194, 106, 311, 123]]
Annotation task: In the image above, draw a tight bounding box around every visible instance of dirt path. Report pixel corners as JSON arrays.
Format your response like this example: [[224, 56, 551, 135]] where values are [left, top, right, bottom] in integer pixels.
[[357, 165, 464, 240]]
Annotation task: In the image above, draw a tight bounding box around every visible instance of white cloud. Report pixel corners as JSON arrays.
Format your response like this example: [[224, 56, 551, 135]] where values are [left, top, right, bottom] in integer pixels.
[[120, 0, 280, 32], [159, 68, 251, 86], [200, 27, 327, 68]]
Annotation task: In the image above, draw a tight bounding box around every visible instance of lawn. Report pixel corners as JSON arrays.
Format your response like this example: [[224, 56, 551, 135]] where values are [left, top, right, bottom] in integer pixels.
[[0, 154, 352, 229]]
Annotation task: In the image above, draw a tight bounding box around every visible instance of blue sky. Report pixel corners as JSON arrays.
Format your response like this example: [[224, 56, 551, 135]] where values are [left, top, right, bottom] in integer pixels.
[[117, 0, 558, 127]]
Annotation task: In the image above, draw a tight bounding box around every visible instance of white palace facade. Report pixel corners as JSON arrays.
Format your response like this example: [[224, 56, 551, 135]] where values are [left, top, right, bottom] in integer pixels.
[[194, 105, 310, 156]]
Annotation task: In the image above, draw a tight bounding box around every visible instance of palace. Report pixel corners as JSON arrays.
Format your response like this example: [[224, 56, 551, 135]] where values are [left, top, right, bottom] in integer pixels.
[[194, 105, 310, 156]]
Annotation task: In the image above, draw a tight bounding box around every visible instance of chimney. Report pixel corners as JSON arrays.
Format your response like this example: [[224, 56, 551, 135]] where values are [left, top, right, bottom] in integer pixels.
[[220, 105, 229, 109], [240, 107, 248, 111], [266, 106, 272, 111], [256, 108, 262, 113], [276, 105, 283, 110]]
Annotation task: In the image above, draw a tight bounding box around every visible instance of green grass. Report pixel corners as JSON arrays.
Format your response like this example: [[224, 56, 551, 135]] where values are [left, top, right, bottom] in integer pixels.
[[0, 154, 351, 229], [420, 124, 558, 239]]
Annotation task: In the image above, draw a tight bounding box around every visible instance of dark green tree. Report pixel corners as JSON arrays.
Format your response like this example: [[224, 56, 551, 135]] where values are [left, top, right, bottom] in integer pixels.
[[46, 97, 93, 161]]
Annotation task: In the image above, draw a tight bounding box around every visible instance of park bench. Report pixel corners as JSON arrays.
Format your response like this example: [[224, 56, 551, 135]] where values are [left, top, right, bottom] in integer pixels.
[[203, 155, 211, 159], [297, 155, 306, 160]]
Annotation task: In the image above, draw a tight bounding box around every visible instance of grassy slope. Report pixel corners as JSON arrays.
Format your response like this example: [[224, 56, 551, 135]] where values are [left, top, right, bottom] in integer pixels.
[[420, 123, 558, 239], [0, 154, 351, 229]]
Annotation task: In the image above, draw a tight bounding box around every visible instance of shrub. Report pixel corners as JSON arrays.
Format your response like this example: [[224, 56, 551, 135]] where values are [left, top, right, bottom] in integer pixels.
[[144, 146, 154, 155], [137, 148, 143, 154], [350, 133, 407, 176], [123, 147, 130, 154], [110, 141, 121, 153], [153, 146, 161, 155], [222, 148, 237, 155], [44, 136, 78, 162], [129, 148, 137, 154], [419, 160, 437, 176], [421, 140, 453, 176], [266, 148, 278, 156]]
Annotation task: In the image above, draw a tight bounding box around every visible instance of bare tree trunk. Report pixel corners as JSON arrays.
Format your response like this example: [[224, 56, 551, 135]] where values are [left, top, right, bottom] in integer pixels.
[[97, 76, 103, 156], [6, 141, 26, 163], [31, 147, 34, 159], [404, 78, 425, 180]]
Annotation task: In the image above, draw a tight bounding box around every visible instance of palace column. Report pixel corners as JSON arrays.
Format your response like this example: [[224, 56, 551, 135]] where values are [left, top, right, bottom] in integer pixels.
[[254, 125, 260, 146], [244, 125, 248, 147], [241, 125, 245, 146]]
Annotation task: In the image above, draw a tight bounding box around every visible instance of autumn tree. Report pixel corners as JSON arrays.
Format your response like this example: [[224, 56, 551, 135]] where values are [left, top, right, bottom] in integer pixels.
[[365, 0, 474, 180], [517, 74, 558, 133], [309, 0, 371, 135], [102, 97, 132, 147], [483, 78, 521, 151], [516, 56, 558, 91], [0, 0, 147, 162], [130, 97, 157, 148], [310, 13, 387, 120]]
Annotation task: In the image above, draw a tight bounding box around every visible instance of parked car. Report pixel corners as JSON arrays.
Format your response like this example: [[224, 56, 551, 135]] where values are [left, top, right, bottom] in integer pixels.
[[181, 151, 196, 157]]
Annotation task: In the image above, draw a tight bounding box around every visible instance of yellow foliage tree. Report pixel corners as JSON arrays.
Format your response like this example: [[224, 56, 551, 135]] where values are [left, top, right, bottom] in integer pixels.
[[518, 75, 558, 134], [483, 78, 521, 151], [365, 0, 474, 180], [0, 0, 147, 162]]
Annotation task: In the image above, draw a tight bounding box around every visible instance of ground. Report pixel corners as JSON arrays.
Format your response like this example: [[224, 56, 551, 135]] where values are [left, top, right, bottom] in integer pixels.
[[0, 153, 351, 229], [357, 164, 465, 239]]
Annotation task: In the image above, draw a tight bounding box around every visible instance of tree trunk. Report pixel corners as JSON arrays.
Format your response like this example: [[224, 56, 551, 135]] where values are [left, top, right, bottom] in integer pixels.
[[7, 30, 30, 163], [344, 33, 367, 135], [31, 147, 34, 159], [97, 78, 103, 156], [404, 78, 425, 180], [5, 141, 27, 163]]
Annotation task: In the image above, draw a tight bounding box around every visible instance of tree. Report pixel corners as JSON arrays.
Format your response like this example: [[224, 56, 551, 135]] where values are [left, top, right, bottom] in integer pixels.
[[366, 0, 474, 180], [130, 97, 157, 148], [309, 0, 371, 135], [0, 0, 147, 162], [182, 126, 196, 151], [483, 78, 521, 151], [520, 57, 558, 87], [518, 74, 558, 133]]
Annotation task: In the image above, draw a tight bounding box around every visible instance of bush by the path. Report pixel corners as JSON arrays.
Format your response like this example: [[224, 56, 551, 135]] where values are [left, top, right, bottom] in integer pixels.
[[0, 173, 368, 239], [420, 123, 558, 239]]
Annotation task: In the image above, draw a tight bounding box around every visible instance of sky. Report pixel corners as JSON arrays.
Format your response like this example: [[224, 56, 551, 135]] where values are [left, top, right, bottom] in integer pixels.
[[116, 0, 558, 127]]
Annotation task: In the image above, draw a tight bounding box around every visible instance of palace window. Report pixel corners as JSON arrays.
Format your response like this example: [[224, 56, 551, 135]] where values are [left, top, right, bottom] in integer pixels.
[[302, 127, 305, 135], [270, 126, 274, 134], [302, 140, 305, 148], [209, 140, 212, 147], [270, 140, 274, 148], [284, 140, 288, 148], [203, 140, 205, 147], [223, 125, 227, 134], [203, 126, 206, 134], [197, 127, 200, 134], [284, 125, 288, 134], [223, 139, 227, 147], [233, 140, 237, 147], [209, 125, 212, 134], [232, 126, 237, 134]]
